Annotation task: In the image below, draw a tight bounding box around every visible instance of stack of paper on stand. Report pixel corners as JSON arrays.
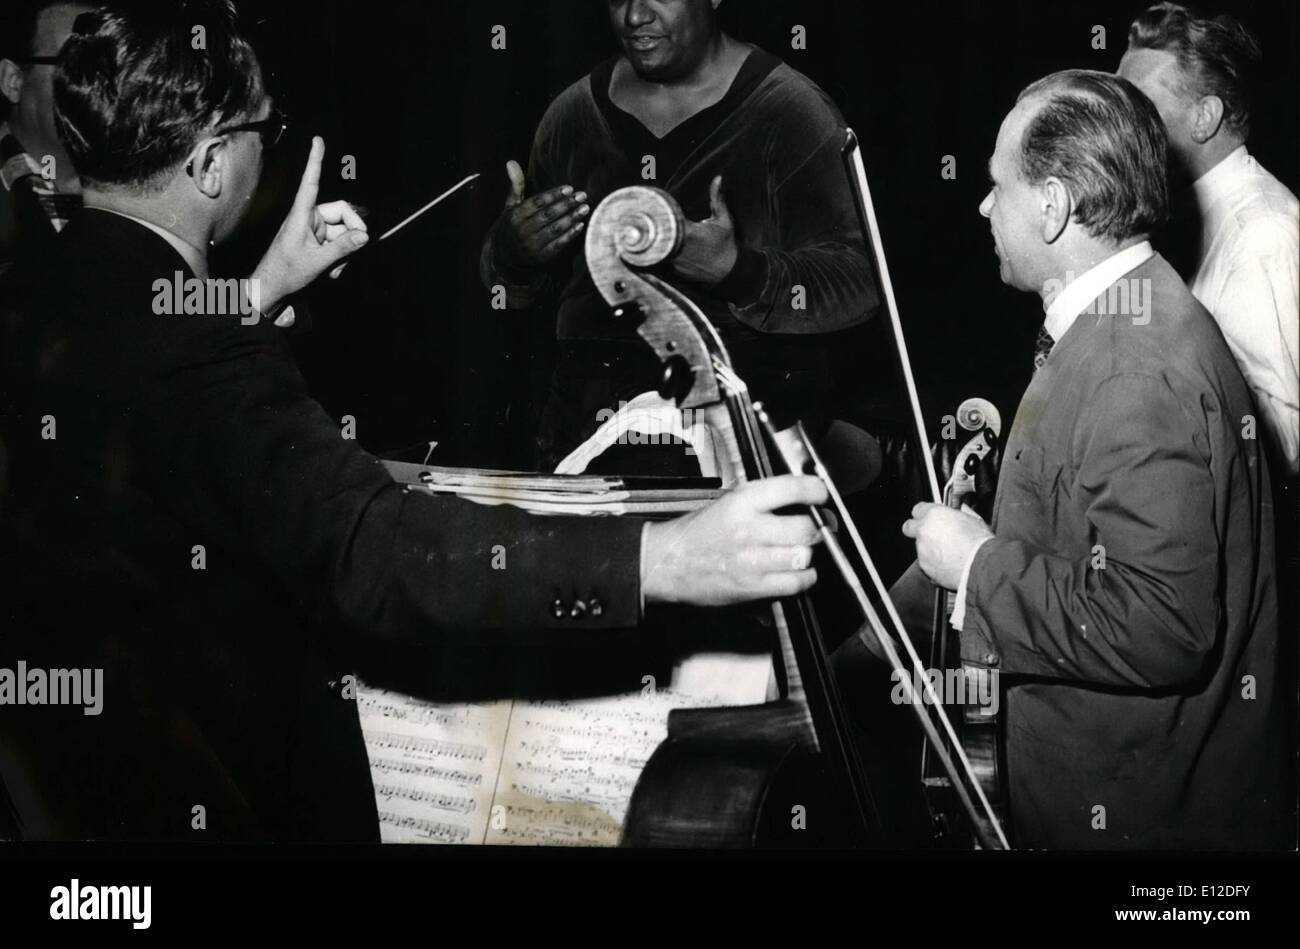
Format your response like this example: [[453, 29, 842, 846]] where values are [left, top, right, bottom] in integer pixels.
[[382, 460, 722, 517]]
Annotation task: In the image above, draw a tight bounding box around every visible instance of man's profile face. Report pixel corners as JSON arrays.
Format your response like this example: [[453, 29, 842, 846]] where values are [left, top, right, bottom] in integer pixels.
[[1117, 47, 1198, 184], [9, 3, 92, 149], [607, 0, 718, 82], [978, 101, 1046, 293]]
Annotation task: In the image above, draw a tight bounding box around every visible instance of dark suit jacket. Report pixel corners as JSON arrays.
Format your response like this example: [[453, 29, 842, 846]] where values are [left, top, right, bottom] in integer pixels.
[[0, 209, 646, 841], [960, 252, 1283, 849], [836, 252, 1286, 849]]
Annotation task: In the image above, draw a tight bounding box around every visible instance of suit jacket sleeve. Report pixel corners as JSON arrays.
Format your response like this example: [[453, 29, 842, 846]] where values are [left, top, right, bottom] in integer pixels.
[[133, 317, 645, 643], [960, 371, 1220, 688]]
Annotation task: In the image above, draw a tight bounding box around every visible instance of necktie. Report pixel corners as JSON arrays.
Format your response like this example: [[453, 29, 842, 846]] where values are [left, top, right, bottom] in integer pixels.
[[1032, 324, 1054, 373]]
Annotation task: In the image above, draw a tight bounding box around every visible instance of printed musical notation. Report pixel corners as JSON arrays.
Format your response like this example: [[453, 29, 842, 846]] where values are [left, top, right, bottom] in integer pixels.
[[358, 692, 510, 845], [358, 652, 772, 846], [375, 810, 473, 845]]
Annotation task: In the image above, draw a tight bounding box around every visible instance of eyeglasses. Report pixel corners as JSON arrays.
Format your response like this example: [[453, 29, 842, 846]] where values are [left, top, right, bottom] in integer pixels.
[[213, 109, 290, 149], [185, 110, 290, 176]]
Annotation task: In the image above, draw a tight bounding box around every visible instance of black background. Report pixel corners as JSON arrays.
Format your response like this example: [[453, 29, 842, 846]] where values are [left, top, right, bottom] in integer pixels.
[[218, 0, 1298, 473]]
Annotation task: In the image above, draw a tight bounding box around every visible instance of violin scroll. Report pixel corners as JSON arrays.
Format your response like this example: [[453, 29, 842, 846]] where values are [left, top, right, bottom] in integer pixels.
[[955, 397, 1001, 439]]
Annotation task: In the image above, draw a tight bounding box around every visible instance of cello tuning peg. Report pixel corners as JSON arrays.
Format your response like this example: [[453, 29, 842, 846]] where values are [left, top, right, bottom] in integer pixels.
[[657, 354, 694, 404]]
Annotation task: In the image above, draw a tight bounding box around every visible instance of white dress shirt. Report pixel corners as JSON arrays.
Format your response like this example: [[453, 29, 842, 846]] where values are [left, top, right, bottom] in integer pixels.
[[1184, 146, 1299, 475], [949, 241, 1154, 631]]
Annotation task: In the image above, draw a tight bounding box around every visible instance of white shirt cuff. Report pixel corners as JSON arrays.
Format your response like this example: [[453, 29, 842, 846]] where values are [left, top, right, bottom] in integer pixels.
[[949, 536, 993, 631]]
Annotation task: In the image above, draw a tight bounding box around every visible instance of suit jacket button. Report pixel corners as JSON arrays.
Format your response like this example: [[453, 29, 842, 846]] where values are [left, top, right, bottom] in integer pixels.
[[551, 598, 566, 619], [589, 597, 603, 618], [570, 599, 588, 619], [984, 653, 999, 666]]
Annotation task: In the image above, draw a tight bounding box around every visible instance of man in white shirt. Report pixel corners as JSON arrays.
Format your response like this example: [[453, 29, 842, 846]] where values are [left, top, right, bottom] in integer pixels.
[[1119, 1, 1299, 477]]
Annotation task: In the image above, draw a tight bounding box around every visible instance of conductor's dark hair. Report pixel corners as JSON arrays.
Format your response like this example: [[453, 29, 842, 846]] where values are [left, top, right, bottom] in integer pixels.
[[1127, 2, 1262, 138], [1015, 70, 1169, 244], [53, 0, 263, 191]]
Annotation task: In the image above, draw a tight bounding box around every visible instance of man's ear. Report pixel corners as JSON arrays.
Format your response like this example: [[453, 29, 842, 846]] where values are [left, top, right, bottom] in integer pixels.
[[1039, 176, 1071, 244], [1189, 95, 1226, 144], [186, 137, 226, 199], [0, 59, 24, 107]]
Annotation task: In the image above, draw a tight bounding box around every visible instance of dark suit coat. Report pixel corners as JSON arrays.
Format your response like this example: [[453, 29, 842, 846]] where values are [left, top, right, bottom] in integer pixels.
[[958, 252, 1284, 849], [0, 210, 646, 841]]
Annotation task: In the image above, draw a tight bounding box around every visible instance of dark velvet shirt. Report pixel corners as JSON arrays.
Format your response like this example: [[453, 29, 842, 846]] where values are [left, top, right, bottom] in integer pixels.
[[483, 46, 880, 460]]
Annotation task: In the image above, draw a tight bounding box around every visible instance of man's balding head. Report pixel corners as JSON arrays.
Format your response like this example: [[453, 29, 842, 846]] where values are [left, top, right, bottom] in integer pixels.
[[1014, 70, 1169, 244], [979, 70, 1169, 292]]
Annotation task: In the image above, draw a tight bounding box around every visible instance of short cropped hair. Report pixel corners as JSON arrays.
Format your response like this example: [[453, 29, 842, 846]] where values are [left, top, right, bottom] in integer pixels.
[[53, 0, 263, 191], [1127, 2, 1262, 138], [1015, 70, 1169, 244]]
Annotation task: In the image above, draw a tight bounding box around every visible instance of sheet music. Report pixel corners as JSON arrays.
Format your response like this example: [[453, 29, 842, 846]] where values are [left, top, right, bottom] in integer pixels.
[[483, 689, 682, 847], [359, 653, 771, 846], [358, 689, 511, 844]]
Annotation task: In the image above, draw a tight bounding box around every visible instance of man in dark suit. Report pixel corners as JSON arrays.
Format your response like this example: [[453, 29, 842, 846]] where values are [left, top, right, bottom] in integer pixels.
[[0, 1, 827, 841], [840, 70, 1285, 849]]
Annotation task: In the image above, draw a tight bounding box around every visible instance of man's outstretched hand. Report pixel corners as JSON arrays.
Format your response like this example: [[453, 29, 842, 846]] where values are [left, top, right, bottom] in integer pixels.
[[252, 137, 369, 313], [494, 159, 589, 272], [642, 475, 828, 607]]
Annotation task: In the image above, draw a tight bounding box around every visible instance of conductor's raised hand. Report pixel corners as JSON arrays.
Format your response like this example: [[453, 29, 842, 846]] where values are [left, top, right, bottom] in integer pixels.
[[253, 137, 369, 312], [641, 475, 829, 607], [495, 159, 589, 270]]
